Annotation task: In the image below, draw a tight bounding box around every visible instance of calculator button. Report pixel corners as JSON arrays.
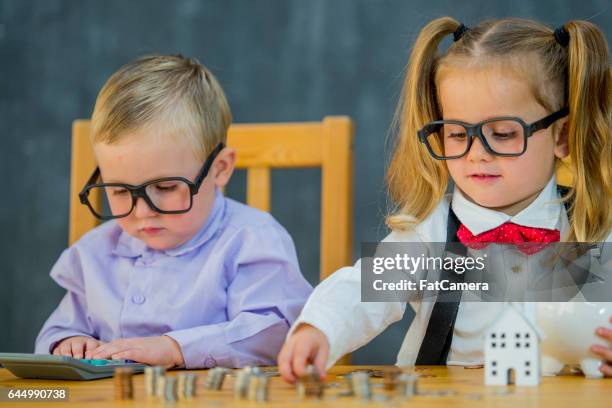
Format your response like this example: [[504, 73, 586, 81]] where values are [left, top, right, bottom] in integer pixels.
[[79, 359, 109, 366]]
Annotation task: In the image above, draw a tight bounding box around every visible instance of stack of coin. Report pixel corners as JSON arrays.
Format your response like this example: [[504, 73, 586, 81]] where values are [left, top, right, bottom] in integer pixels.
[[113, 367, 134, 400], [155, 375, 166, 399], [397, 373, 418, 399], [163, 376, 178, 402], [297, 365, 324, 399], [144, 366, 165, 397], [176, 373, 198, 400], [204, 367, 231, 390], [234, 366, 256, 400], [351, 371, 372, 400], [247, 374, 269, 402], [383, 366, 402, 391]]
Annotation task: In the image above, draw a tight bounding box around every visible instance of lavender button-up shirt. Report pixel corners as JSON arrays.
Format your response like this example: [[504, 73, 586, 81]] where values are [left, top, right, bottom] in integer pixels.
[[35, 189, 313, 368]]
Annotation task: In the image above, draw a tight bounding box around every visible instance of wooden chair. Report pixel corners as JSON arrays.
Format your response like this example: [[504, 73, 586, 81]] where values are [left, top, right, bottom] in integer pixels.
[[556, 158, 573, 187], [69, 116, 354, 282]]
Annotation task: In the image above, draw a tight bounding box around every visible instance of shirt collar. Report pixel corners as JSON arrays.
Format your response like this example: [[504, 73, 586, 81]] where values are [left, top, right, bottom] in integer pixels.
[[451, 175, 561, 235], [113, 188, 226, 259]]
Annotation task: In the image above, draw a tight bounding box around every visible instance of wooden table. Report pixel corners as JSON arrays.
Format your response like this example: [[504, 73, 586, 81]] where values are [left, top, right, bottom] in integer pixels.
[[0, 365, 609, 407]]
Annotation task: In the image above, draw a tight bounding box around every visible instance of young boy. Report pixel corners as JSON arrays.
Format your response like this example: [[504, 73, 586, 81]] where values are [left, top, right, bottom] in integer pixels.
[[35, 55, 313, 369]]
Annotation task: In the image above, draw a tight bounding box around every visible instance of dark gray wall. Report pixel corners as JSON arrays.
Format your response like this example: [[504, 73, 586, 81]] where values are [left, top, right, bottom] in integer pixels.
[[1, 0, 610, 364]]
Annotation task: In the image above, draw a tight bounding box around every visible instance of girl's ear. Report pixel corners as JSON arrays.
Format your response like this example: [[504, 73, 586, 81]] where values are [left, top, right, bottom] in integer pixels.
[[211, 147, 236, 187], [553, 118, 569, 159]]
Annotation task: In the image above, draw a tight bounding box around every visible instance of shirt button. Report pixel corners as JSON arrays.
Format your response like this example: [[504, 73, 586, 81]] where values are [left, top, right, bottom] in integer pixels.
[[132, 295, 146, 304], [204, 357, 216, 368]]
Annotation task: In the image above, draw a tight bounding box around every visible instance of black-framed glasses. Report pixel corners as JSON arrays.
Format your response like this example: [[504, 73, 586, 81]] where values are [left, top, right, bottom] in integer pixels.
[[418, 107, 569, 160], [79, 142, 225, 220]]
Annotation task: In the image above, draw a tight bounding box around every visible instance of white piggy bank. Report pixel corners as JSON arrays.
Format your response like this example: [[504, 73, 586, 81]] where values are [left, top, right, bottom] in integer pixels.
[[537, 302, 611, 378]]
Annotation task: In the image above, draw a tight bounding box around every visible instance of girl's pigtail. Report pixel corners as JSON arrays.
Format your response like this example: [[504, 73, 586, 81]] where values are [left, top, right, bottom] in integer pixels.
[[564, 21, 611, 241], [386, 17, 461, 231]]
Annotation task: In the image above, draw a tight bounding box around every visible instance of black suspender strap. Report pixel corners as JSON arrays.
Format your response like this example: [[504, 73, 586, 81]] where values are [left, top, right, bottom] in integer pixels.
[[415, 207, 466, 365]]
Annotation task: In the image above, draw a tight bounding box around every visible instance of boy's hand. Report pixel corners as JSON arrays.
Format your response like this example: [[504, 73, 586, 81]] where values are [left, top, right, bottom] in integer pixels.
[[87, 335, 184, 369], [591, 316, 612, 377], [278, 323, 329, 384], [52, 336, 104, 359]]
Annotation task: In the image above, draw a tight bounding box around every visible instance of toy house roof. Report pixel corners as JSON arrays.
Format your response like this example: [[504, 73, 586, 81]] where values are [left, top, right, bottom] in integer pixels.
[[487, 303, 543, 340]]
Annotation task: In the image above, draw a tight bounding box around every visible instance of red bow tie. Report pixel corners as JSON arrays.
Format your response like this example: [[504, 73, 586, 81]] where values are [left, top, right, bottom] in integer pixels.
[[457, 222, 560, 255]]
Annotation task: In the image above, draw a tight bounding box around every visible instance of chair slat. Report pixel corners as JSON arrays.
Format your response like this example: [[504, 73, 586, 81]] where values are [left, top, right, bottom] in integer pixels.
[[69, 120, 101, 244], [246, 167, 271, 212], [320, 117, 354, 280], [230, 124, 323, 168], [556, 158, 573, 187]]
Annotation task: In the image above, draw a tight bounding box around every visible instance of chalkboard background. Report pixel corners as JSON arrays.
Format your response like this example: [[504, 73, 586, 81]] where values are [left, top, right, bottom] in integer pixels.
[[1, 0, 610, 364]]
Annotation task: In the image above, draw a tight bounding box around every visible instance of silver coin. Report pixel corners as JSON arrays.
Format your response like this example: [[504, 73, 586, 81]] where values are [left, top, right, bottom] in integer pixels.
[[163, 376, 177, 402], [397, 373, 419, 399], [351, 371, 372, 400], [234, 367, 253, 399]]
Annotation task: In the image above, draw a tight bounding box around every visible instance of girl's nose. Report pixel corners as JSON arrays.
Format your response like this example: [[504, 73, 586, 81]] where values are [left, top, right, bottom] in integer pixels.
[[466, 136, 493, 162], [133, 197, 157, 218]]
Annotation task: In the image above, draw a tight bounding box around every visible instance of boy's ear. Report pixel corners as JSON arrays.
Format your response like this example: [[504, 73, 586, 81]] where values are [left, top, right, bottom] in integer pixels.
[[553, 118, 569, 159], [211, 147, 236, 187]]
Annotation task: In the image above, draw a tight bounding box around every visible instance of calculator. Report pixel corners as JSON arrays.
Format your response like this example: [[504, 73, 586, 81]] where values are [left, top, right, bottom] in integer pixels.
[[0, 353, 146, 380]]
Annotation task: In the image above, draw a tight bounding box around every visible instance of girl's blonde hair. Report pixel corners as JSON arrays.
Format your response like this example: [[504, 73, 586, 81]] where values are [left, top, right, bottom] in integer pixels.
[[91, 54, 232, 160], [386, 17, 611, 242]]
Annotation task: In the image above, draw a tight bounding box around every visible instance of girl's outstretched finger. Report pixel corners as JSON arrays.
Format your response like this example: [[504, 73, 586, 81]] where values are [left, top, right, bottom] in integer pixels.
[[313, 343, 328, 380], [278, 343, 296, 383], [291, 341, 313, 379]]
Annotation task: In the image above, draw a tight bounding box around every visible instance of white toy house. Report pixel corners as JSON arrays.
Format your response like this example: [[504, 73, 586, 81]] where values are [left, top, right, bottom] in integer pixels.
[[485, 304, 541, 386]]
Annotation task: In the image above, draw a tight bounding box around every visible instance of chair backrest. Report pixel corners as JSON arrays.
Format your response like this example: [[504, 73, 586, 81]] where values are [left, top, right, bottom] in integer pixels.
[[556, 158, 572, 187], [69, 116, 354, 281]]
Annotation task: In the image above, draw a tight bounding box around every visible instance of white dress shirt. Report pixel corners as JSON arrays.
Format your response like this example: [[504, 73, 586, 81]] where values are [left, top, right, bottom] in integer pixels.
[[292, 176, 611, 367]]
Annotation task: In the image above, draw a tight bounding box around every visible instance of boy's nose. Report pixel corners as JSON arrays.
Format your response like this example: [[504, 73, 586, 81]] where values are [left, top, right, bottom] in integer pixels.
[[133, 197, 157, 218], [466, 136, 493, 162]]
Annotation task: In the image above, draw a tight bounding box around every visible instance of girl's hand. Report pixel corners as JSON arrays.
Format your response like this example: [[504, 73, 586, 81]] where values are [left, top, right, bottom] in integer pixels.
[[52, 336, 104, 359], [278, 323, 329, 384], [590, 316, 612, 377], [87, 335, 184, 369]]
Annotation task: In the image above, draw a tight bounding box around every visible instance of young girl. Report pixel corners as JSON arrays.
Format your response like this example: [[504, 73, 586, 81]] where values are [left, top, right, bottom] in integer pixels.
[[279, 17, 611, 381]]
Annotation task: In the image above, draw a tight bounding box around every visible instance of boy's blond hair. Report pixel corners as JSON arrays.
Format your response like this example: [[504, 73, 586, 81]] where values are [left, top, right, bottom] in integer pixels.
[[91, 54, 232, 160]]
